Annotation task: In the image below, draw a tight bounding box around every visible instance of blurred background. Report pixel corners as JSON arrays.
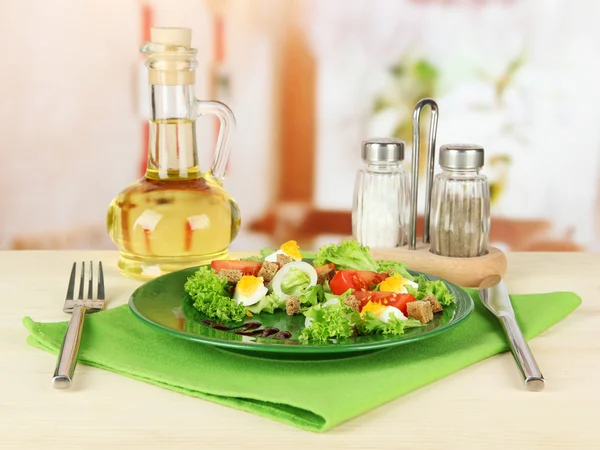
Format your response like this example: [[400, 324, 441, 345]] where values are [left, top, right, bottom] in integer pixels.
[[2, 0, 600, 252]]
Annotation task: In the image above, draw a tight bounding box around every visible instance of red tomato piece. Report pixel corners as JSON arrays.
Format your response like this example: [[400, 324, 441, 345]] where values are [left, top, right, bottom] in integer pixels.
[[329, 270, 388, 295], [352, 291, 416, 316], [210, 260, 263, 276]]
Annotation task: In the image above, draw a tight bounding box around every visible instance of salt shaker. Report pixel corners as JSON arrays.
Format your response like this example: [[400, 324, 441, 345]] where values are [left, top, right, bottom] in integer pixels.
[[352, 138, 410, 248], [429, 144, 491, 257]]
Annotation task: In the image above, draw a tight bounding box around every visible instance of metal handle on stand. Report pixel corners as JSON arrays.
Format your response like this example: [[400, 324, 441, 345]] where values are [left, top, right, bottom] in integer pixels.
[[409, 98, 439, 250]]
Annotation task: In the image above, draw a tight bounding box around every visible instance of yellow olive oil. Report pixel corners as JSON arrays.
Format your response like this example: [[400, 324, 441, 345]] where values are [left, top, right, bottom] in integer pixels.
[[107, 119, 241, 280]]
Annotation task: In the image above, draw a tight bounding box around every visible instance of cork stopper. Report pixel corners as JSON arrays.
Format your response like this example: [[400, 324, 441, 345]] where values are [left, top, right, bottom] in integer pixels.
[[143, 27, 196, 86], [150, 27, 192, 47]]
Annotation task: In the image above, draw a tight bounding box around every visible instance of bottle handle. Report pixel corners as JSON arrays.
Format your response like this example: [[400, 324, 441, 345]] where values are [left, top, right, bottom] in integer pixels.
[[196, 100, 236, 183]]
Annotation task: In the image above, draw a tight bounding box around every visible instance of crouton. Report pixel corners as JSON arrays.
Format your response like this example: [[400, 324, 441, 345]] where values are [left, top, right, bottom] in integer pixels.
[[257, 261, 279, 283], [317, 266, 335, 285], [276, 254, 293, 267], [286, 295, 301, 316], [422, 293, 443, 313], [407, 300, 433, 324], [217, 269, 243, 284], [343, 294, 361, 312]]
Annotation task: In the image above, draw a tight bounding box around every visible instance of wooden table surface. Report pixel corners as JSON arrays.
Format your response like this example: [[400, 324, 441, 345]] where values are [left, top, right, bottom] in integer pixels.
[[1, 250, 597, 449]]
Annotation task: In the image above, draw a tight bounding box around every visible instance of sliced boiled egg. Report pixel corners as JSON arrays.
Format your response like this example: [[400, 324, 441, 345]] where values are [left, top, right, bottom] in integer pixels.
[[379, 273, 418, 294], [378, 306, 407, 323], [270, 261, 317, 298], [233, 275, 268, 306], [264, 240, 303, 262], [361, 300, 406, 323]]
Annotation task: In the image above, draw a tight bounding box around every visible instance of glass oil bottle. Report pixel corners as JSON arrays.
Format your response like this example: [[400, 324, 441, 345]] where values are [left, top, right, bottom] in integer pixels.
[[106, 27, 241, 280]]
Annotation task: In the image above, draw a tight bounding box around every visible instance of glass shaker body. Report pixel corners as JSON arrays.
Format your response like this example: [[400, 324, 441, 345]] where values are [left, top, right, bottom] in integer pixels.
[[429, 167, 490, 257], [353, 161, 410, 248]]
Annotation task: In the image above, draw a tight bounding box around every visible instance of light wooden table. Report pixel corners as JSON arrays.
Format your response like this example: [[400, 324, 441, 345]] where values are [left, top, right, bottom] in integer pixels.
[[1, 251, 597, 449]]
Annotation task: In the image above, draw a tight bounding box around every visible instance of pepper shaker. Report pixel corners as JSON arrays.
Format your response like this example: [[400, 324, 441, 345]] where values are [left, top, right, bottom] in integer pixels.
[[352, 138, 410, 248], [429, 144, 491, 257]]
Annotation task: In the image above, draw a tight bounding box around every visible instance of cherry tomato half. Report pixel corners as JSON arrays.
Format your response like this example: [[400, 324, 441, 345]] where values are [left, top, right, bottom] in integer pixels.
[[329, 270, 387, 295], [352, 291, 416, 316]]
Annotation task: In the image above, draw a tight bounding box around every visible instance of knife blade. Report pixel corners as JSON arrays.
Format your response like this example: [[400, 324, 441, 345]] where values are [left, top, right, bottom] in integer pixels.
[[479, 275, 545, 391]]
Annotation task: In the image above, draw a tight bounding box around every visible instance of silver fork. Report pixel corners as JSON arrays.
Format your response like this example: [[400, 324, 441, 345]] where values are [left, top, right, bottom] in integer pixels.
[[52, 261, 106, 389]]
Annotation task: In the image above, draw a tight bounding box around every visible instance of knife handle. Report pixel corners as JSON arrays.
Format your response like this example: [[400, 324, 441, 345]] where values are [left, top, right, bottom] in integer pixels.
[[499, 315, 545, 391], [53, 305, 86, 389]]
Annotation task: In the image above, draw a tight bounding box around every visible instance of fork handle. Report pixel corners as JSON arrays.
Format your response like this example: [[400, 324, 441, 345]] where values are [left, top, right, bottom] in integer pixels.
[[53, 305, 86, 389]]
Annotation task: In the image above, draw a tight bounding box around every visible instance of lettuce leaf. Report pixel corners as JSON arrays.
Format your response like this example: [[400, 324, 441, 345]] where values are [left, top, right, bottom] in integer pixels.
[[280, 268, 311, 295], [299, 284, 324, 307], [405, 275, 456, 306], [239, 255, 263, 262], [357, 312, 422, 335], [239, 247, 275, 262], [312, 239, 379, 272], [377, 260, 414, 281], [300, 300, 361, 342], [300, 250, 317, 260], [246, 293, 286, 314], [184, 266, 247, 322], [324, 287, 354, 302], [260, 247, 275, 259], [248, 285, 323, 315]]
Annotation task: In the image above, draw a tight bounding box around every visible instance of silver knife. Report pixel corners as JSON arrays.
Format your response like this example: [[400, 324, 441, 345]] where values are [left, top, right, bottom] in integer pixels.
[[479, 275, 545, 391]]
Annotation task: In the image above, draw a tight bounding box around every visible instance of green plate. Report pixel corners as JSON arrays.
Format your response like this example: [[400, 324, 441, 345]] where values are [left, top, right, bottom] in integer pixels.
[[129, 266, 474, 359]]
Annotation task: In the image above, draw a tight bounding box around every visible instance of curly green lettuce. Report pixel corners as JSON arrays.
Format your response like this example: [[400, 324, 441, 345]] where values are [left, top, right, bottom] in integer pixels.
[[405, 274, 455, 306], [247, 284, 323, 315], [357, 312, 422, 335], [246, 293, 286, 314], [300, 300, 361, 342], [299, 284, 324, 307], [184, 266, 247, 322], [377, 260, 414, 281], [312, 239, 379, 272]]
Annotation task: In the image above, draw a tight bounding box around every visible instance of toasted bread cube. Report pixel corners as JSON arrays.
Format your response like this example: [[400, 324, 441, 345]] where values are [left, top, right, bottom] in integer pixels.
[[343, 294, 361, 312], [286, 295, 301, 316], [257, 261, 279, 283], [407, 300, 433, 324], [276, 254, 293, 267], [422, 293, 443, 313], [217, 269, 243, 284]]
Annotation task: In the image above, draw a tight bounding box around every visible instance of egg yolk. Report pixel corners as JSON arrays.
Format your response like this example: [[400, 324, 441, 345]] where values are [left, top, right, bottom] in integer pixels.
[[361, 300, 387, 317], [379, 273, 405, 293], [236, 276, 264, 296], [280, 240, 302, 260]]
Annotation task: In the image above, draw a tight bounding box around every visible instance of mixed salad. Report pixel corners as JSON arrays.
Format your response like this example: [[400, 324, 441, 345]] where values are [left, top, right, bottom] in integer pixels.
[[184, 239, 456, 342]]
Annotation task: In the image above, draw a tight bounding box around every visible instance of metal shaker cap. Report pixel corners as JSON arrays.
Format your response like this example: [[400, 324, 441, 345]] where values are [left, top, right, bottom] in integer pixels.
[[439, 144, 484, 170], [362, 138, 405, 162]]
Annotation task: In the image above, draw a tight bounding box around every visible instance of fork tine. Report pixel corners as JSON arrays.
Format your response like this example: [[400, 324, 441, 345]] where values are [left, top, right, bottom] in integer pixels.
[[87, 261, 94, 300], [97, 261, 105, 300], [78, 261, 85, 300], [65, 262, 77, 300]]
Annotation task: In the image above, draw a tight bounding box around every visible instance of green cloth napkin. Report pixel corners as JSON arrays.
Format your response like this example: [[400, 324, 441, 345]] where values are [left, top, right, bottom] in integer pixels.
[[23, 290, 580, 432]]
